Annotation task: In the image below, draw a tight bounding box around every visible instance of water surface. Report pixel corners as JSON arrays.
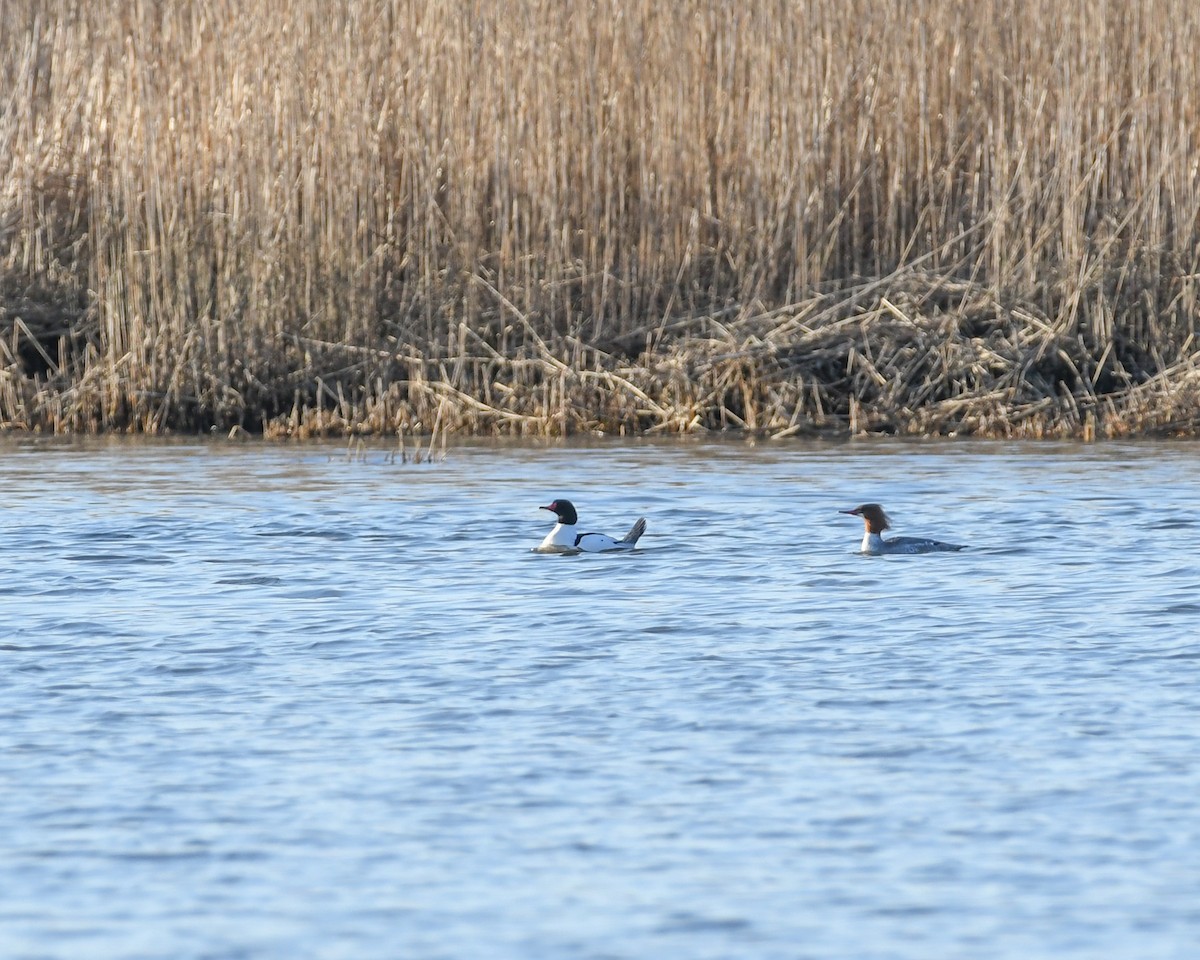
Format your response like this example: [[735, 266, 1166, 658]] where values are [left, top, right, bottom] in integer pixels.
[[2, 437, 1198, 959]]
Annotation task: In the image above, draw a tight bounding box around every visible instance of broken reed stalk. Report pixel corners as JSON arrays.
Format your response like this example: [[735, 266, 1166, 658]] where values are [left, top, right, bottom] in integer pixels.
[[3, 0, 1200, 440]]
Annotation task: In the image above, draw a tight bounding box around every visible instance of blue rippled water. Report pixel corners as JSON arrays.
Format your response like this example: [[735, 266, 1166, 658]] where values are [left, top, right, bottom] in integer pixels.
[[2, 437, 1199, 959]]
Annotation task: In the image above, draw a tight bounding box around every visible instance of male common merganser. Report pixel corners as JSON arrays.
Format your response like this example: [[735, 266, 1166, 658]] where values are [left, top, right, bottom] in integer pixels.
[[839, 503, 965, 555], [535, 499, 647, 554]]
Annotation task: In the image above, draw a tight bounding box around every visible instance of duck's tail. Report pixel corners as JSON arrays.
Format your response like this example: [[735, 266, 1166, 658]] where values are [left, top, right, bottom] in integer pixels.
[[621, 517, 647, 546]]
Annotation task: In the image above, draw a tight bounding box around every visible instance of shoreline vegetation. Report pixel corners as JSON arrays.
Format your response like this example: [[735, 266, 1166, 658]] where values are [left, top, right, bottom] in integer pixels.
[[3, 1, 1200, 440]]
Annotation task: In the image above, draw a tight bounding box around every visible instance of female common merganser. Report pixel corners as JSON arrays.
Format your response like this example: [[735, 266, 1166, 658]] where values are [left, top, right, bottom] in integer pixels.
[[839, 503, 965, 555], [535, 499, 647, 554]]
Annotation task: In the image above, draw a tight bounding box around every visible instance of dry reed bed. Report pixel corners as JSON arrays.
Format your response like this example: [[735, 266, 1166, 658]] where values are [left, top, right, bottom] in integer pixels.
[[2, 0, 1200, 438]]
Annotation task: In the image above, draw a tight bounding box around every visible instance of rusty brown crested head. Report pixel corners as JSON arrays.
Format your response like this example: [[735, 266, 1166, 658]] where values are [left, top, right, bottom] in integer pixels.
[[839, 503, 891, 534]]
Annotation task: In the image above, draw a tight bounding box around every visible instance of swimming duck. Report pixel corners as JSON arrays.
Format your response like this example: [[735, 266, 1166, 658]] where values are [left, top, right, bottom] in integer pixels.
[[839, 503, 965, 555], [536, 499, 647, 554]]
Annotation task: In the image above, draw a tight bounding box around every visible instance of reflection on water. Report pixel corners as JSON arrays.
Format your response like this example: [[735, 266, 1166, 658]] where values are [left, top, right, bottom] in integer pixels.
[[2, 437, 1200, 959]]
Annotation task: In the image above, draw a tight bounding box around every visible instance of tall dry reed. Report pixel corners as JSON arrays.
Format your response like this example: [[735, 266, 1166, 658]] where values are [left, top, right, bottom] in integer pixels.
[[2, 0, 1199, 437]]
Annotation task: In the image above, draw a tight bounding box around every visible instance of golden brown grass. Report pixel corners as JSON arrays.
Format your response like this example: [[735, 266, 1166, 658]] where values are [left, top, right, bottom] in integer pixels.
[[3, 0, 1200, 438]]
